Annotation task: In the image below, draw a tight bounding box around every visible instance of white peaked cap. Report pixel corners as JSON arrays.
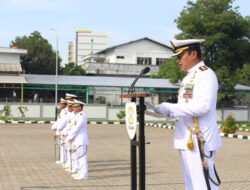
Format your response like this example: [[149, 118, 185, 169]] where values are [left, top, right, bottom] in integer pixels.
[[67, 100, 74, 106], [170, 39, 205, 56], [65, 93, 77, 99], [73, 99, 85, 106], [60, 98, 66, 103]]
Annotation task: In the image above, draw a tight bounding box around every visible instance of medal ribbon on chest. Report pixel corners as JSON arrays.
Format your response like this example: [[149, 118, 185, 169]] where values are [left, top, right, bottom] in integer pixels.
[[180, 70, 197, 103]]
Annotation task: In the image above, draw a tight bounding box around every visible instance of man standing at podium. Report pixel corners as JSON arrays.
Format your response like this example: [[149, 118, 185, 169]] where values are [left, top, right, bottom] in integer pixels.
[[147, 39, 222, 190]]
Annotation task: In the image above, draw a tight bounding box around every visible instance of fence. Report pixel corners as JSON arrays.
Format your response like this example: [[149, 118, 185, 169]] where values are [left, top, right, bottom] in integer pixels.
[[0, 103, 249, 122]]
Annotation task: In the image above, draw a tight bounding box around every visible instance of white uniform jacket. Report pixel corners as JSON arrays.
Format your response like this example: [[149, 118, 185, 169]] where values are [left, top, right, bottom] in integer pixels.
[[55, 108, 69, 135], [67, 110, 88, 146], [168, 61, 222, 151], [61, 111, 76, 136], [51, 108, 66, 130]]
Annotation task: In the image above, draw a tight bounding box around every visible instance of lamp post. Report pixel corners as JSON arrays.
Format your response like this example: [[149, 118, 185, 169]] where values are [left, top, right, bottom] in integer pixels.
[[52, 29, 58, 120]]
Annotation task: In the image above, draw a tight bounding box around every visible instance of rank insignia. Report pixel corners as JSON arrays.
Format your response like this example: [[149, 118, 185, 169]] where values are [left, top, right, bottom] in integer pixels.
[[199, 66, 208, 71], [183, 89, 192, 99]]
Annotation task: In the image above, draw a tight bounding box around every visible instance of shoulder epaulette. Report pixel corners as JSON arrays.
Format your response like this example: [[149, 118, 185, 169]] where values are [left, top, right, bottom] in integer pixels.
[[199, 66, 208, 71]]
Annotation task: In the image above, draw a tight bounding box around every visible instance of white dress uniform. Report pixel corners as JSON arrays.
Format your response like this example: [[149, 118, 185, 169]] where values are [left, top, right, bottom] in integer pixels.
[[162, 61, 222, 190], [51, 107, 65, 130], [148, 39, 222, 190], [67, 109, 88, 180], [56, 107, 70, 164], [61, 111, 76, 169]]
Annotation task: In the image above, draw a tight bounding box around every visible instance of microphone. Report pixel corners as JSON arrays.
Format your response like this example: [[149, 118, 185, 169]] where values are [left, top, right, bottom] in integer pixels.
[[141, 67, 150, 75], [128, 67, 150, 94]]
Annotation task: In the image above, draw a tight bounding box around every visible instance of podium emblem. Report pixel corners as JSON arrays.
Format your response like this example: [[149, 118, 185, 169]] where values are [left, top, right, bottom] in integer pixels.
[[126, 102, 137, 139]]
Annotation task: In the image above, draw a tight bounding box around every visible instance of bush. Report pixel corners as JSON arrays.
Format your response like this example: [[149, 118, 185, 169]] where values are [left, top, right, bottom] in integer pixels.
[[95, 96, 107, 104], [117, 110, 125, 120], [223, 114, 237, 134], [17, 106, 28, 118], [0, 104, 11, 119]]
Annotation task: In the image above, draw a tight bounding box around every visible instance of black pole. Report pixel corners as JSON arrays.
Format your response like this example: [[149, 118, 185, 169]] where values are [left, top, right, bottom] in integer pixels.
[[131, 97, 137, 190], [55, 107, 58, 121], [139, 97, 145, 190]]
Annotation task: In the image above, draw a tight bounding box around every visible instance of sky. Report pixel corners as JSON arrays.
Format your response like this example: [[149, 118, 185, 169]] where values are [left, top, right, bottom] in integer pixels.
[[0, 0, 249, 65]]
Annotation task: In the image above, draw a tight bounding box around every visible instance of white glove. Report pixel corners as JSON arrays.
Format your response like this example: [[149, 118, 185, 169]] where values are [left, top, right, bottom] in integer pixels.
[[146, 101, 171, 116]]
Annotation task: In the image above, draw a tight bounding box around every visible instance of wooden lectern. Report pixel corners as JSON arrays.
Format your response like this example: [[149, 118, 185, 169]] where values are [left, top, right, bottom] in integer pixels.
[[120, 93, 151, 190]]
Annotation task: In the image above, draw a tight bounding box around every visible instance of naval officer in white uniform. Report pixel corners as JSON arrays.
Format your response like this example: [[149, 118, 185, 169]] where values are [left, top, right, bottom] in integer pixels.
[[51, 98, 67, 164], [147, 39, 222, 190], [61, 100, 76, 170], [66, 99, 88, 180]]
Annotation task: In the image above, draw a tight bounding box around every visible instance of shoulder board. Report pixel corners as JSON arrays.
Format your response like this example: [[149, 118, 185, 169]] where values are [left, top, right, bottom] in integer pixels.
[[199, 66, 208, 71]]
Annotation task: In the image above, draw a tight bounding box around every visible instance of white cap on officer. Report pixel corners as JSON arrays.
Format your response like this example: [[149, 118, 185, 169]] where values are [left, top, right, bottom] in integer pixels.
[[65, 93, 77, 100], [60, 98, 67, 104], [170, 39, 205, 56], [73, 99, 85, 107], [67, 100, 74, 106]]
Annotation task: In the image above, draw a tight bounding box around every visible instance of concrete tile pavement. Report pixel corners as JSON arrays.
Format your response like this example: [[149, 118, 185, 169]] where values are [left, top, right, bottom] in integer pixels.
[[0, 124, 249, 190]]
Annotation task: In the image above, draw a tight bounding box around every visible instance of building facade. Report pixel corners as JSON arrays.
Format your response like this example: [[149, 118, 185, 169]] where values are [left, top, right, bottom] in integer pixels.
[[0, 46, 27, 102], [80, 37, 173, 76], [68, 30, 108, 64]]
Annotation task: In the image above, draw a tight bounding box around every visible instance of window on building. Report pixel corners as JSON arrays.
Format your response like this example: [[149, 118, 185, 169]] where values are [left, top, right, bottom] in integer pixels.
[[91, 39, 94, 43], [156, 58, 168, 65], [117, 56, 124, 59], [137, 57, 152, 65]]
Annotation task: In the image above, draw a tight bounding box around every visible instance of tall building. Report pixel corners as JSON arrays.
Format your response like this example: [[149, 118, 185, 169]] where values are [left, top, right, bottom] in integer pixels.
[[68, 30, 108, 65]]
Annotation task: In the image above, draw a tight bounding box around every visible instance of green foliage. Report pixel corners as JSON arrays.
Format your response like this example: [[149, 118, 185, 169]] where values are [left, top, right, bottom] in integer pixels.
[[117, 110, 126, 120], [235, 64, 250, 86], [174, 0, 250, 92], [0, 104, 11, 119], [17, 106, 28, 118], [151, 58, 186, 83], [10, 31, 62, 74], [61, 62, 85, 75], [95, 96, 107, 104], [222, 114, 237, 134]]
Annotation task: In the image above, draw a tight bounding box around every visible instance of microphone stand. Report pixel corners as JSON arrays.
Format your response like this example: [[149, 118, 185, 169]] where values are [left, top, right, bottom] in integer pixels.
[[128, 67, 150, 94]]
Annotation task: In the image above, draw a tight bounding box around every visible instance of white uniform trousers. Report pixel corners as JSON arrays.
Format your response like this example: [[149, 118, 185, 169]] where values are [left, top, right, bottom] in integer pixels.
[[179, 147, 219, 190], [76, 145, 88, 178], [59, 139, 66, 164], [71, 145, 78, 172]]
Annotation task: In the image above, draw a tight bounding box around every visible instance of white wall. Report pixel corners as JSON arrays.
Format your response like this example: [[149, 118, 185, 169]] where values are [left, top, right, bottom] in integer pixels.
[[105, 39, 172, 65], [0, 103, 249, 122], [0, 53, 20, 64]]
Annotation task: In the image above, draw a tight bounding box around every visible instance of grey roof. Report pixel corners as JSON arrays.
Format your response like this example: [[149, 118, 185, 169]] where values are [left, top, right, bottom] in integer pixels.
[[23, 74, 250, 91], [95, 37, 173, 54], [23, 74, 180, 89]]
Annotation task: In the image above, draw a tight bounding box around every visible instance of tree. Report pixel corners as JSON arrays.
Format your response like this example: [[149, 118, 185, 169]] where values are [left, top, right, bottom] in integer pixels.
[[10, 31, 62, 74], [174, 0, 250, 89], [60, 62, 85, 75], [151, 58, 186, 83], [235, 64, 250, 86], [175, 0, 250, 72]]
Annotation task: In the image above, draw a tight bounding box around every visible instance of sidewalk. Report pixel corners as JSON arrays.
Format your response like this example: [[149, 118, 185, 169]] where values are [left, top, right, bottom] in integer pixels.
[[0, 124, 249, 190]]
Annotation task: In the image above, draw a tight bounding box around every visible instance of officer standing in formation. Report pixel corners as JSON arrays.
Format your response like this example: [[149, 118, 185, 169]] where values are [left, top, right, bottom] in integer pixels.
[[51, 97, 67, 164], [66, 99, 88, 180], [147, 39, 222, 190], [52, 93, 88, 180]]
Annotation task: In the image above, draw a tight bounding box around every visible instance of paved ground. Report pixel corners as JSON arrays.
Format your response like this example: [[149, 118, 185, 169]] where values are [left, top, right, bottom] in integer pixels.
[[0, 124, 249, 190]]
